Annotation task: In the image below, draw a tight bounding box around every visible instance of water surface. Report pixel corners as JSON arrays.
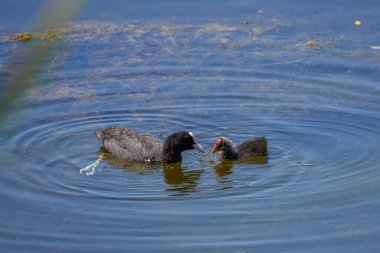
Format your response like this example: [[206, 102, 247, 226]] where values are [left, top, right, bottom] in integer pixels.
[[1, 1, 380, 253]]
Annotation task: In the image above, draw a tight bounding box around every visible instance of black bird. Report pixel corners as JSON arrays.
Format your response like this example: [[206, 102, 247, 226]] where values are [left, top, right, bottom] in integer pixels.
[[95, 127, 204, 163], [211, 136, 267, 160]]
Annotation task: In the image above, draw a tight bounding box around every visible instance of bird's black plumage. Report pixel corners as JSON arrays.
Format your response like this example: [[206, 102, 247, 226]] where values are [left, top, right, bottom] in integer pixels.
[[96, 127, 203, 163], [211, 136, 267, 160]]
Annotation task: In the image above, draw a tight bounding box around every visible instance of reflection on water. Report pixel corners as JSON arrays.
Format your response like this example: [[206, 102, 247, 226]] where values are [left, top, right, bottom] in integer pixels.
[[213, 156, 267, 180], [102, 147, 267, 194], [103, 148, 204, 194], [213, 160, 234, 180], [163, 163, 203, 194]]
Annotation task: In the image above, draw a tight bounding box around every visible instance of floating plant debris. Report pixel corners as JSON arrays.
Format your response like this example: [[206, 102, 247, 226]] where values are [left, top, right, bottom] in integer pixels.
[[306, 32, 338, 48], [8, 30, 57, 42]]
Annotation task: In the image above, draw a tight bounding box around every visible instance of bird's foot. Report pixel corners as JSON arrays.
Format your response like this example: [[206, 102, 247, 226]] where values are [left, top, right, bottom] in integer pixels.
[[80, 154, 103, 176], [79, 161, 99, 176]]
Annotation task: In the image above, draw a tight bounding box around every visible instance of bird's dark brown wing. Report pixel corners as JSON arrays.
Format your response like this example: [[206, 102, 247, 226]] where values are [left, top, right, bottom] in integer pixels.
[[236, 136, 267, 159]]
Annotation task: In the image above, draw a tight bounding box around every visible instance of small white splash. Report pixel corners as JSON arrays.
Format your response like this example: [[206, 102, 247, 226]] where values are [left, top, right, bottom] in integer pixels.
[[371, 46, 380, 50], [211, 154, 220, 163]]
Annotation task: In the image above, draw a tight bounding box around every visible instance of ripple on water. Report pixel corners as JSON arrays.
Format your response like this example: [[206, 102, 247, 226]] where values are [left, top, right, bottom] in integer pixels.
[[4, 111, 205, 200], [2, 108, 379, 206]]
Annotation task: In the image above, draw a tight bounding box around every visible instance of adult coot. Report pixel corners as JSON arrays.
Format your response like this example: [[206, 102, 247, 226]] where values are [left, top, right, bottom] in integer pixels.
[[96, 127, 204, 163], [211, 136, 267, 160]]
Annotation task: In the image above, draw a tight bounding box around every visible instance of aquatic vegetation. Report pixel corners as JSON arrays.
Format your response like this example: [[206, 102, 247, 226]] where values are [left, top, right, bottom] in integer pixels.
[[0, 0, 84, 121], [306, 32, 336, 48], [8, 30, 58, 42], [8, 32, 32, 42]]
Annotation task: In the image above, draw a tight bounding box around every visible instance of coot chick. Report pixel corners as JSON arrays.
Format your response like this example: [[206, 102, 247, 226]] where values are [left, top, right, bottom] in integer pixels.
[[96, 127, 204, 163], [211, 136, 267, 160]]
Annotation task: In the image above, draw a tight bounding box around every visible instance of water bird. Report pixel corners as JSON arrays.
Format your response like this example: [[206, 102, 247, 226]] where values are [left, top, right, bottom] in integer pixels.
[[211, 136, 267, 160], [80, 127, 204, 175]]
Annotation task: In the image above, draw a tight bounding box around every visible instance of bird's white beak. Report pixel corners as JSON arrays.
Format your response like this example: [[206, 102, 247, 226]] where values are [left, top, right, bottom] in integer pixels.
[[193, 143, 205, 153]]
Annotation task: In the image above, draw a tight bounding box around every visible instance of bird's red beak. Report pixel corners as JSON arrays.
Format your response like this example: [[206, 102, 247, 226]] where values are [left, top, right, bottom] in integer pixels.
[[211, 144, 218, 155]]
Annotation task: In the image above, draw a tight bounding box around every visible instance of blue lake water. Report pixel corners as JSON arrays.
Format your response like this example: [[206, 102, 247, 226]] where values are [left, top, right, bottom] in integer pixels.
[[1, 1, 380, 252]]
